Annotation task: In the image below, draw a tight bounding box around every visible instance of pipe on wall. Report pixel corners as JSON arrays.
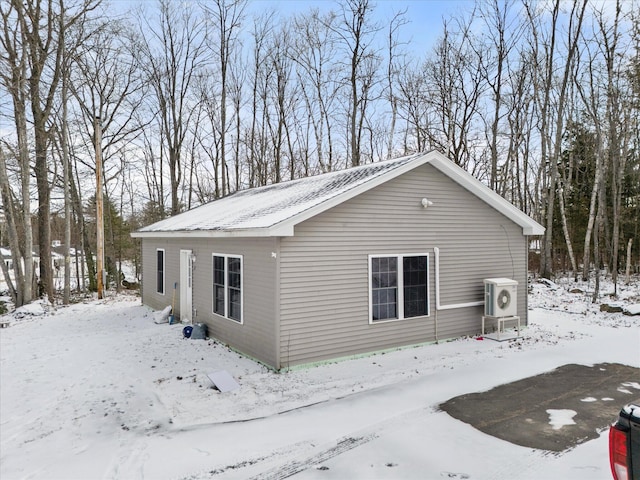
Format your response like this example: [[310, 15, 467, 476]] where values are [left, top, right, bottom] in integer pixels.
[[434, 247, 485, 312]]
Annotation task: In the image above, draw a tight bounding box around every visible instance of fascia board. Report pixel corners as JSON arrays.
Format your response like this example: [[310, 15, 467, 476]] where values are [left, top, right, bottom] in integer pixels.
[[130, 226, 293, 239], [427, 152, 545, 236]]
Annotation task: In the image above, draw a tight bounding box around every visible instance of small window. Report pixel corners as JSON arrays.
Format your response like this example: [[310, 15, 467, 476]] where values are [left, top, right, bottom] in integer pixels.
[[156, 249, 165, 295], [369, 254, 429, 322], [212, 254, 243, 323]]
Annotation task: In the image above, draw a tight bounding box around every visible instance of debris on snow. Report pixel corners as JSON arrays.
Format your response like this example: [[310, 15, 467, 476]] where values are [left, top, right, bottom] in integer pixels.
[[538, 278, 559, 290], [154, 305, 172, 324], [207, 370, 240, 393], [600, 303, 624, 313], [623, 304, 640, 316], [12, 299, 51, 319]]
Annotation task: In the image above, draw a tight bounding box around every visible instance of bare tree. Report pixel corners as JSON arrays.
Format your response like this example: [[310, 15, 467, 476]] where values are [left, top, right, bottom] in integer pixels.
[[247, 11, 273, 186], [0, 1, 33, 306], [332, 0, 381, 167], [526, 0, 588, 279], [138, 0, 207, 216], [385, 9, 408, 159], [423, 18, 486, 170], [0, 146, 24, 305], [597, 0, 631, 294], [291, 9, 340, 172], [203, 0, 246, 196], [1, 0, 101, 302], [478, 0, 522, 192]]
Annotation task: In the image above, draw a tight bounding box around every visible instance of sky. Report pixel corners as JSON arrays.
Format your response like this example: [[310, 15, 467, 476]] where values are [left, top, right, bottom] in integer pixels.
[[105, 0, 474, 56], [246, 0, 474, 52]]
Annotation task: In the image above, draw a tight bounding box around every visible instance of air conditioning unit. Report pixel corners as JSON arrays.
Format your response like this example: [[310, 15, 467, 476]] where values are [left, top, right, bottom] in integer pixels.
[[484, 278, 518, 317]]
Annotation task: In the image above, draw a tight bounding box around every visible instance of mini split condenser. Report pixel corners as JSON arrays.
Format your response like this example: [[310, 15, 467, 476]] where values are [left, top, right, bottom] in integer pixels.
[[484, 278, 518, 317]]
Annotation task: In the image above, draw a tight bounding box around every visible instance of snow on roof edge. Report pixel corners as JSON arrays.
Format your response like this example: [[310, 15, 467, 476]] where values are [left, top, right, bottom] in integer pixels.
[[134, 152, 424, 236], [132, 151, 544, 238]]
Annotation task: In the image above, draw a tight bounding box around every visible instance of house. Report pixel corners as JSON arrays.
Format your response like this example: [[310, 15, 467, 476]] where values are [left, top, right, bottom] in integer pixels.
[[132, 151, 544, 370], [1, 247, 40, 274], [1, 247, 13, 271]]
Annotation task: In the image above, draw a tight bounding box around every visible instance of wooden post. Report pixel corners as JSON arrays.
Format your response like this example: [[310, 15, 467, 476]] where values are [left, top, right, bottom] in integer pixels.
[[95, 115, 104, 299]]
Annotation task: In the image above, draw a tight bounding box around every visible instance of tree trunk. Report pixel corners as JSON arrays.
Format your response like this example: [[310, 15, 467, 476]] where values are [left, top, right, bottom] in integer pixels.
[[625, 238, 632, 285], [61, 63, 71, 304], [558, 183, 578, 278], [0, 150, 22, 305], [592, 213, 601, 304], [581, 142, 602, 281]]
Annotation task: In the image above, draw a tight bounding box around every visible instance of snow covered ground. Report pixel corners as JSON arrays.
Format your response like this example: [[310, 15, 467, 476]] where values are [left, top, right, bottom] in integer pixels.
[[1, 277, 639, 479]]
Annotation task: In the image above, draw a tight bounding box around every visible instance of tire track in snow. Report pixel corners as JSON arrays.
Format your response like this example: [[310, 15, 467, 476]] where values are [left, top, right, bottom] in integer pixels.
[[241, 403, 439, 479], [483, 448, 556, 480], [248, 434, 377, 480]]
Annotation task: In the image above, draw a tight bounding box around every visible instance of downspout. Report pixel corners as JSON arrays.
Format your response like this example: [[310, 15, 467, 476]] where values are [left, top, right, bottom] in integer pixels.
[[434, 247, 441, 311]]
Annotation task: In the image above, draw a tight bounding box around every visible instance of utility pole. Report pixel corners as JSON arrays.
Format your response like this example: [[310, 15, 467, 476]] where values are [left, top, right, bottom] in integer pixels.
[[95, 115, 104, 299], [62, 63, 71, 305]]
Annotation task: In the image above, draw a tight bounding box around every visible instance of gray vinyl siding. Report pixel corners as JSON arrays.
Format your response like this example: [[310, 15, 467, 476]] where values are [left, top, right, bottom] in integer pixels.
[[141, 237, 279, 368], [141, 239, 179, 312], [278, 163, 528, 368]]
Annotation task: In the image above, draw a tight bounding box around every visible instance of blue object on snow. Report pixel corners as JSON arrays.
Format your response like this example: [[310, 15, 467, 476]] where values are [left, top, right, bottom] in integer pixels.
[[182, 326, 193, 338]]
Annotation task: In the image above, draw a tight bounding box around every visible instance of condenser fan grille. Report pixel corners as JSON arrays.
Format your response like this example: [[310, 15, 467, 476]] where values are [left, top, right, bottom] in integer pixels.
[[497, 289, 511, 309]]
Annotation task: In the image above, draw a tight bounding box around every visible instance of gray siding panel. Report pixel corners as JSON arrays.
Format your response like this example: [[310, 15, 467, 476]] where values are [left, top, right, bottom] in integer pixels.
[[140, 239, 179, 313], [279, 164, 528, 367], [141, 237, 279, 367]]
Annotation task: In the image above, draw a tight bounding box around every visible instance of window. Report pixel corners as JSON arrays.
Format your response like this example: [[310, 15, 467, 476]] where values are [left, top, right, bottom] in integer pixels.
[[369, 254, 429, 322], [212, 254, 243, 323], [156, 249, 165, 295]]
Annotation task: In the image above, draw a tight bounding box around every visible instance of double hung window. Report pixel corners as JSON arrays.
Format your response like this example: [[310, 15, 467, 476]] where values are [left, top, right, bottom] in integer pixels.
[[213, 254, 243, 322], [369, 254, 429, 322]]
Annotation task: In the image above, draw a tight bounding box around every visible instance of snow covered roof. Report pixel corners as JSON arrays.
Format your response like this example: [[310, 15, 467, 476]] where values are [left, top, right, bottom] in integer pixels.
[[132, 150, 544, 238], [1, 248, 38, 258]]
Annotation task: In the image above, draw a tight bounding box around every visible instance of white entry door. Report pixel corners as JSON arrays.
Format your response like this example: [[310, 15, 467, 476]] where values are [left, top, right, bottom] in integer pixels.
[[180, 250, 193, 324]]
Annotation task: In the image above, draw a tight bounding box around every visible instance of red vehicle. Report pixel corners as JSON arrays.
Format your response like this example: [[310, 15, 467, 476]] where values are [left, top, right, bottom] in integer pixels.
[[610, 401, 640, 480]]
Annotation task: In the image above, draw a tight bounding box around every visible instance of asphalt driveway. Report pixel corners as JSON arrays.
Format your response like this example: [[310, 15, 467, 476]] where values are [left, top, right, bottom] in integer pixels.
[[440, 363, 640, 452]]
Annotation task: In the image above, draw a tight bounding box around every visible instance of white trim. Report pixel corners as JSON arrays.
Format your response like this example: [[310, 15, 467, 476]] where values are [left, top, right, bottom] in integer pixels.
[[437, 301, 485, 311], [156, 248, 165, 295], [212, 253, 244, 324], [179, 250, 193, 323], [368, 253, 430, 324], [433, 247, 484, 311], [132, 227, 290, 239]]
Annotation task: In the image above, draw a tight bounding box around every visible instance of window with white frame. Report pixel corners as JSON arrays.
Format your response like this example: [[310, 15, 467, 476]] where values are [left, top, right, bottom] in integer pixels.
[[156, 249, 165, 295], [212, 254, 243, 322], [369, 254, 429, 322]]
